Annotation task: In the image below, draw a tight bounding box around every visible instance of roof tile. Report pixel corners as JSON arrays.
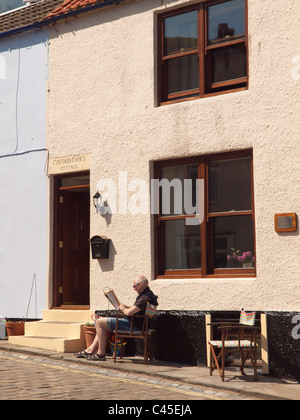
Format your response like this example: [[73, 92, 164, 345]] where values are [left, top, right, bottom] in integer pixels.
[[47, 0, 110, 19], [0, 0, 120, 36], [0, 0, 64, 34]]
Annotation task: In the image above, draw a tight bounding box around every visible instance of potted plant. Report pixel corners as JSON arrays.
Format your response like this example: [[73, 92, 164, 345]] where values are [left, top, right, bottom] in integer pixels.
[[227, 248, 255, 268], [84, 322, 96, 348], [5, 319, 25, 337]]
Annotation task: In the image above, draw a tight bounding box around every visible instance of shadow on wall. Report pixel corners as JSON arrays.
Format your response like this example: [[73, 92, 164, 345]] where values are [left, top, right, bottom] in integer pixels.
[[96, 240, 116, 272], [154, 311, 208, 366]]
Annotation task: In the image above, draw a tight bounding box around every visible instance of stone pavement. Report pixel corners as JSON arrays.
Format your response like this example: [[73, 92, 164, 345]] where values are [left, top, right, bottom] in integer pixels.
[[0, 340, 299, 400]]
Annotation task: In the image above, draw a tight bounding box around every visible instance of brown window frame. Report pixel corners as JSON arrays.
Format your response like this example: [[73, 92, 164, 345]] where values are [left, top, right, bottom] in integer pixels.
[[158, 0, 248, 105], [153, 150, 256, 279]]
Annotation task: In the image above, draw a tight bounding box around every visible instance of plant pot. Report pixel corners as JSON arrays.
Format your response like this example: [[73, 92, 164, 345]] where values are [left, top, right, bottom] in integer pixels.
[[5, 322, 25, 337], [243, 262, 253, 268], [84, 326, 96, 348]]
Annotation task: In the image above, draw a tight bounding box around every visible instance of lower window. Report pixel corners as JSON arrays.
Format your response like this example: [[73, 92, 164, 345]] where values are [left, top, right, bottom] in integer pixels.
[[154, 150, 255, 278]]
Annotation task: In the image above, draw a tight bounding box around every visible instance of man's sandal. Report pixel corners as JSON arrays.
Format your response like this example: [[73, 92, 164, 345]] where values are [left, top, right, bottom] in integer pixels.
[[74, 350, 92, 359], [87, 353, 106, 361]]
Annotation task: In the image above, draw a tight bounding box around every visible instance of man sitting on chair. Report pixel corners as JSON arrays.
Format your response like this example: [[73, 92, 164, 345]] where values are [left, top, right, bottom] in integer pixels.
[[75, 275, 158, 361]]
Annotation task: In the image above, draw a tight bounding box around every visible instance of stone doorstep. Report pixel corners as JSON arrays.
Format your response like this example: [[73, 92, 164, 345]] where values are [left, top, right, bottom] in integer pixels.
[[6, 309, 94, 353]]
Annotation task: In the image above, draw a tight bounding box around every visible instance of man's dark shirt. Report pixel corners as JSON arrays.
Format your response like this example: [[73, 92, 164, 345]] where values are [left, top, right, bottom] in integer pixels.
[[126, 286, 158, 330]]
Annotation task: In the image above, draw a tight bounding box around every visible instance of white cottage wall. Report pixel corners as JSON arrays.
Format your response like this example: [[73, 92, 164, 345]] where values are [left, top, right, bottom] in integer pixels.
[[48, 0, 300, 313]]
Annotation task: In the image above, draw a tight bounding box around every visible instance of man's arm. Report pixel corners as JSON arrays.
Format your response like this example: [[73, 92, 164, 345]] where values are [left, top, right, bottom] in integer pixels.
[[119, 303, 141, 317]]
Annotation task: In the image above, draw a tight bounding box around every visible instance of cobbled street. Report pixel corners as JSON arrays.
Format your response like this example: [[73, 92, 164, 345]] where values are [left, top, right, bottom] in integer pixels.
[[0, 351, 249, 401]]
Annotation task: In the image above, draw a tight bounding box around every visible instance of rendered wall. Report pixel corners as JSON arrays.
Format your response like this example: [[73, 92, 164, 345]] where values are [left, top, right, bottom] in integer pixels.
[[47, 0, 300, 313], [0, 30, 48, 318]]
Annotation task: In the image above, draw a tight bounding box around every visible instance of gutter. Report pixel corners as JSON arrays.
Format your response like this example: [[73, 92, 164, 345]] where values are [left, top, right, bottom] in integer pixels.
[[0, 0, 125, 40]]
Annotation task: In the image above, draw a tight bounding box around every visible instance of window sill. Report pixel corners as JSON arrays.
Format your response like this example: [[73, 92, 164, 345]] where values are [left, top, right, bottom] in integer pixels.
[[157, 270, 256, 280], [159, 86, 248, 107]]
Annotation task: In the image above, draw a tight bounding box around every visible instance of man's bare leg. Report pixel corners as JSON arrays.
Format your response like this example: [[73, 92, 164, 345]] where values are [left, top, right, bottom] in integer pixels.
[[95, 317, 108, 355]]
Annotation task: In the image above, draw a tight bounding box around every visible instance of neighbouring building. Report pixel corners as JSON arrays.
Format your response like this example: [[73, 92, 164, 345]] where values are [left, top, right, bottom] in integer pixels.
[[2, 0, 300, 381], [0, 0, 64, 318]]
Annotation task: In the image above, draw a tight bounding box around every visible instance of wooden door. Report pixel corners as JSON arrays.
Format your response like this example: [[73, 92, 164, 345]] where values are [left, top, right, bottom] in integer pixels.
[[61, 190, 90, 304], [53, 174, 90, 307]]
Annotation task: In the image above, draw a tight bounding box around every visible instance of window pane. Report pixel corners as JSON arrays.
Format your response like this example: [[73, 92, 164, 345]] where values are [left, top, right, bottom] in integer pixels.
[[207, 0, 245, 46], [164, 10, 198, 56], [160, 164, 198, 215], [61, 175, 90, 187], [165, 220, 201, 269], [167, 54, 199, 95], [213, 216, 254, 269], [209, 157, 251, 213], [211, 45, 246, 84]]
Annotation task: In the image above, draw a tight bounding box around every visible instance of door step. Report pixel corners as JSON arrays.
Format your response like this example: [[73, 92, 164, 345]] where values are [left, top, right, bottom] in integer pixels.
[[8, 309, 94, 353]]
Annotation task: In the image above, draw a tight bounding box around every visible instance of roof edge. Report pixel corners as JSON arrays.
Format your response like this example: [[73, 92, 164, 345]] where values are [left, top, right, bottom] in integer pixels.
[[0, 0, 125, 40]]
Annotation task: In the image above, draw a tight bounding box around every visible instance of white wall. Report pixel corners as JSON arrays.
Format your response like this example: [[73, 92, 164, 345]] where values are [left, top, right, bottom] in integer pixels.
[[0, 30, 48, 318], [48, 0, 300, 313]]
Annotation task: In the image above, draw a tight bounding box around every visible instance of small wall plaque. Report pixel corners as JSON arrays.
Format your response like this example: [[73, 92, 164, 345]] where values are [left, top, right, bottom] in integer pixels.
[[275, 213, 297, 232]]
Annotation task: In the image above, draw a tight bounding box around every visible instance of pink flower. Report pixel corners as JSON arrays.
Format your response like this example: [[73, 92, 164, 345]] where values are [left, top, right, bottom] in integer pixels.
[[243, 251, 252, 257]]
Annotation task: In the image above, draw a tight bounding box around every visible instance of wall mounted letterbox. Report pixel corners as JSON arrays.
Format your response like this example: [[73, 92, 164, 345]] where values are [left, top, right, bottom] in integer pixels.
[[90, 236, 110, 259]]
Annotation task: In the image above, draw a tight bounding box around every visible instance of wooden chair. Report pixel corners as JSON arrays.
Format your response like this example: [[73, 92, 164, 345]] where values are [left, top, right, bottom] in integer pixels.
[[208, 311, 259, 382], [113, 302, 157, 364]]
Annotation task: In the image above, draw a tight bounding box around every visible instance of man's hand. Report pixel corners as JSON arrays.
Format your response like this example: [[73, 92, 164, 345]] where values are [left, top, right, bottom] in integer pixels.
[[119, 304, 141, 317]]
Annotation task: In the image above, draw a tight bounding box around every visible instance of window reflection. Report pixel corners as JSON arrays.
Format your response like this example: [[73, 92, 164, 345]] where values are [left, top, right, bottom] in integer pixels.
[[165, 220, 201, 269], [164, 10, 198, 55], [211, 45, 246, 84], [209, 157, 252, 213], [207, 0, 245, 45], [160, 164, 198, 215], [167, 54, 199, 95]]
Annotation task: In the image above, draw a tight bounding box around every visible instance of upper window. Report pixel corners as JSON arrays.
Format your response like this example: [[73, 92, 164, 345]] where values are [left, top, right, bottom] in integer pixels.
[[153, 150, 255, 278], [158, 0, 248, 105]]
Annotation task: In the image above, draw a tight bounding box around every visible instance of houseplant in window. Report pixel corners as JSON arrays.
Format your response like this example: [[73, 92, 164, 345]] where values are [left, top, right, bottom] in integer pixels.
[[227, 248, 254, 268]]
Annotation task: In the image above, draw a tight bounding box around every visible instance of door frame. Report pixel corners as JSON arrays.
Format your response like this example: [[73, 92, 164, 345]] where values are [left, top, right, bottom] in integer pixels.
[[52, 171, 90, 308]]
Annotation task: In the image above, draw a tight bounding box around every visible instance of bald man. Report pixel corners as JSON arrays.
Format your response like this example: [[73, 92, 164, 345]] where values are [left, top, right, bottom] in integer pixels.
[[75, 275, 158, 361]]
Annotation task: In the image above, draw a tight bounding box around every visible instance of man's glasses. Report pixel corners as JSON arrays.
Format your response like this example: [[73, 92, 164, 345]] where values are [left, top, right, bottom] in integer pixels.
[[133, 283, 141, 289]]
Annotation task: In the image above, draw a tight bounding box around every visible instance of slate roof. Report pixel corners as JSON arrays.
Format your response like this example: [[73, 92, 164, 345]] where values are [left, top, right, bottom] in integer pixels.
[[0, 0, 64, 34]]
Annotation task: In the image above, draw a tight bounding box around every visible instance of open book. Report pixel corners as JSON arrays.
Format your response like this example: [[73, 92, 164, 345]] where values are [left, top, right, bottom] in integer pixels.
[[104, 289, 120, 310]]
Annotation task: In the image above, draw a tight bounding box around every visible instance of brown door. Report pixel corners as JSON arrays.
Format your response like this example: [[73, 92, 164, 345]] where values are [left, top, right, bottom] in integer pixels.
[[53, 174, 90, 307]]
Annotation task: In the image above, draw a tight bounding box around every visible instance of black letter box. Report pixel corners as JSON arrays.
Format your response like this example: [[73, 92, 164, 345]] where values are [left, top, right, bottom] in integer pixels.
[[90, 236, 110, 259]]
